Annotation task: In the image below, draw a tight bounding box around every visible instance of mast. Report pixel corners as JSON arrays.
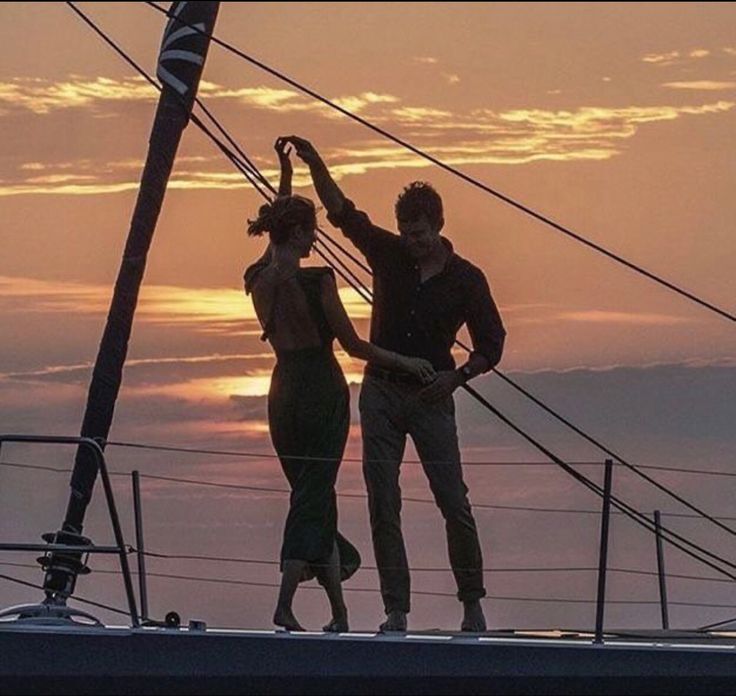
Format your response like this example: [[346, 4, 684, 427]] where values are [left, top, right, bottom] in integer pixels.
[[42, 1, 220, 603]]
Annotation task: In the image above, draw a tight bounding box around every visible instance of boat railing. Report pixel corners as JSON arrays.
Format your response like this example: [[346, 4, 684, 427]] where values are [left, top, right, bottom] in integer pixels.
[[0, 434, 139, 626], [1, 437, 725, 638]]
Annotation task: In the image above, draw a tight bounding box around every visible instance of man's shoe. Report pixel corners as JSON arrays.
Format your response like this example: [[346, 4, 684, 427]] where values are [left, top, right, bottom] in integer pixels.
[[461, 600, 486, 632], [379, 609, 407, 632]]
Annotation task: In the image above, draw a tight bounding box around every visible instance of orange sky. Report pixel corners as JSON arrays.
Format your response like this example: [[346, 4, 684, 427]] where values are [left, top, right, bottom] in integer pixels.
[[1, 2, 736, 632], [2, 2, 735, 376]]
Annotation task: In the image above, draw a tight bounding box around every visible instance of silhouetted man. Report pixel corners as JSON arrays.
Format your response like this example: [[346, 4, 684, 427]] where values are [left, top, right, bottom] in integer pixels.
[[288, 136, 505, 632]]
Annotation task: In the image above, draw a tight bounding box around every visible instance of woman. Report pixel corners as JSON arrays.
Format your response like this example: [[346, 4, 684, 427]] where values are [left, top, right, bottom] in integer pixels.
[[244, 139, 435, 633]]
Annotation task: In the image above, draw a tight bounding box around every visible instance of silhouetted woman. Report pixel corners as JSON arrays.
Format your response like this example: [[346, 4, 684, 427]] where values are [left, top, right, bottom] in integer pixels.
[[244, 139, 435, 632]]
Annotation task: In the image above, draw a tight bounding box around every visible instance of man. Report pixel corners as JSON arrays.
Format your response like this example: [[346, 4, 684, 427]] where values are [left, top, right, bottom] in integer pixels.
[[287, 136, 506, 632]]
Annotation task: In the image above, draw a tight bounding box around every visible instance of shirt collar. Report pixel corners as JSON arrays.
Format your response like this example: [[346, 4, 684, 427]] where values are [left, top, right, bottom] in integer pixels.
[[411, 237, 458, 277], [441, 237, 460, 271]]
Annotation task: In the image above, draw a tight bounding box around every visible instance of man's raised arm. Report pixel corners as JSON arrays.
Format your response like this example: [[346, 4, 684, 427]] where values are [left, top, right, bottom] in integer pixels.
[[286, 135, 345, 217], [285, 135, 395, 264]]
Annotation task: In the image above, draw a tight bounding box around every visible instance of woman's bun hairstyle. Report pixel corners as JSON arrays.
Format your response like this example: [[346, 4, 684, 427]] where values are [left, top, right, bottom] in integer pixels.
[[247, 196, 316, 244]]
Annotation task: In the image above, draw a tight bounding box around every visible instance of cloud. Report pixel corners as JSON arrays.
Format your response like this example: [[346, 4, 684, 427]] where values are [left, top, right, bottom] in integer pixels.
[[0, 273, 370, 407], [662, 81, 736, 91], [143, 368, 365, 400], [509, 307, 694, 328], [495, 361, 736, 444], [332, 92, 400, 113], [642, 48, 716, 67], [21, 161, 69, 171], [724, 47, 736, 57], [0, 180, 143, 196], [492, 101, 733, 130], [411, 57, 461, 87], [0, 154, 229, 196], [642, 51, 681, 65], [318, 101, 735, 174], [202, 83, 309, 110], [390, 106, 454, 122], [554, 310, 692, 326], [641, 48, 711, 67], [202, 84, 400, 120], [0, 76, 156, 114], [0, 75, 399, 120], [1, 72, 733, 197], [389, 101, 734, 147], [23, 173, 98, 184], [0, 275, 255, 326], [0, 353, 274, 385], [0, 275, 370, 332]]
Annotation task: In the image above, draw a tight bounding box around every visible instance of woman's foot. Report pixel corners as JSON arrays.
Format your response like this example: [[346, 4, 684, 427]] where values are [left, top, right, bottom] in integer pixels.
[[273, 605, 305, 632], [323, 609, 349, 633]]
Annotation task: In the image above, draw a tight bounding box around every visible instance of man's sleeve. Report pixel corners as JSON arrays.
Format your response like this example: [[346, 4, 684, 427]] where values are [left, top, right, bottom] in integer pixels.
[[465, 268, 506, 371], [327, 199, 396, 266]]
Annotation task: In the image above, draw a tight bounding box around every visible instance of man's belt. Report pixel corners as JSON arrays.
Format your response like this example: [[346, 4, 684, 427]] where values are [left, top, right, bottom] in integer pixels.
[[364, 364, 421, 386]]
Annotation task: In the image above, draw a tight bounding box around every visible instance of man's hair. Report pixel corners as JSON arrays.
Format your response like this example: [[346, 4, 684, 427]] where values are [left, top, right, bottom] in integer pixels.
[[395, 181, 444, 229]]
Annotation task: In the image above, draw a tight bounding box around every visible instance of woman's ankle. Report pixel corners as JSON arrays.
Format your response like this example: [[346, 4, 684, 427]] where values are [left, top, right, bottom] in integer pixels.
[[330, 602, 347, 620]]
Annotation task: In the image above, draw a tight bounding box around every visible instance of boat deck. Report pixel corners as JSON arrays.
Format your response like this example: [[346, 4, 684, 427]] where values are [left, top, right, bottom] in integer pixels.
[[2, 622, 736, 694]]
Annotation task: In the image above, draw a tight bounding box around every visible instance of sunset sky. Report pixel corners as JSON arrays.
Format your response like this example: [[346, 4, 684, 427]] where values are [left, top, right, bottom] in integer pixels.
[[1, 2, 736, 633]]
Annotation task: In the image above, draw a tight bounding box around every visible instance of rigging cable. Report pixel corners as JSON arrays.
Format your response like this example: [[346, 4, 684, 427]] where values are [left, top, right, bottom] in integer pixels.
[[6, 456, 736, 521], [3, 562, 735, 610], [0, 571, 130, 617], [130, 549, 736, 585]]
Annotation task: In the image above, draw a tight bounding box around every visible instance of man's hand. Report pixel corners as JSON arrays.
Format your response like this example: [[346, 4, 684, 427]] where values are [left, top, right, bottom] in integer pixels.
[[282, 135, 345, 218], [418, 370, 463, 404], [284, 135, 322, 167], [397, 356, 436, 385]]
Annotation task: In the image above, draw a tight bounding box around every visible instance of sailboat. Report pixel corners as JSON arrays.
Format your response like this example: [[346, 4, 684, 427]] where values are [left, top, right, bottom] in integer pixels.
[[2, 2, 736, 694]]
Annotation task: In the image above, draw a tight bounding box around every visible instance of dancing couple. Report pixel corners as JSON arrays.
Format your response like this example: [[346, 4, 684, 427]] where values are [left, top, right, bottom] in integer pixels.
[[244, 136, 505, 633]]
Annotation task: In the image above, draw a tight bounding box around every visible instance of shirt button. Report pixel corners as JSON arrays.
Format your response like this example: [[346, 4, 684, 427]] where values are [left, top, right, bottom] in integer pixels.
[[407, 332, 412, 338], [410, 310, 415, 316]]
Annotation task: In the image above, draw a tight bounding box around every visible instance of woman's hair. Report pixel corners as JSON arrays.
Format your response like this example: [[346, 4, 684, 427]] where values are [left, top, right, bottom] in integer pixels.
[[247, 195, 316, 244]]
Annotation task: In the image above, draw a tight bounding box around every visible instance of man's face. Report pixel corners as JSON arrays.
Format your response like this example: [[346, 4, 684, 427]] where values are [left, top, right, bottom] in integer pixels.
[[398, 213, 441, 261]]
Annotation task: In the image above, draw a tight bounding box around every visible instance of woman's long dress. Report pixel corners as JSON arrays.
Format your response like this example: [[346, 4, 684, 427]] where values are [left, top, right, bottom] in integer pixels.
[[245, 264, 360, 582]]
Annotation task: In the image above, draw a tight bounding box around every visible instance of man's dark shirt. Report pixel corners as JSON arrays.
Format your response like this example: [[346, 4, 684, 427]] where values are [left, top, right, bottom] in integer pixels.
[[328, 200, 506, 372]]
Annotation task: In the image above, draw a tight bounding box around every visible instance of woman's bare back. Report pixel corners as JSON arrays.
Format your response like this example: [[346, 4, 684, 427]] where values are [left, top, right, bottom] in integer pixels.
[[250, 267, 326, 352]]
